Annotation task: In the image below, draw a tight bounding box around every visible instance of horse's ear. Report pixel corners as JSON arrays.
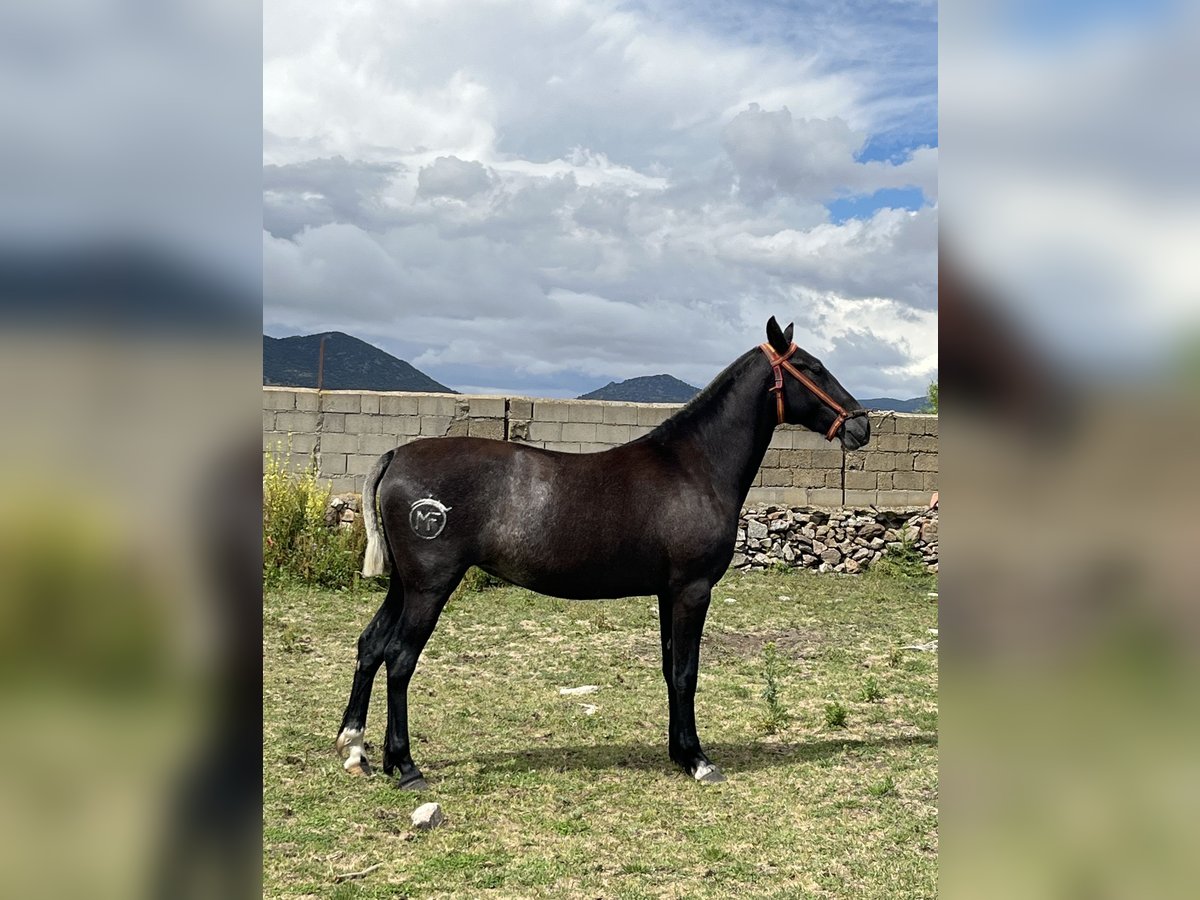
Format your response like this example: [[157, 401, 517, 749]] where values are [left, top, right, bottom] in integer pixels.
[[766, 316, 790, 353], [784, 322, 794, 343]]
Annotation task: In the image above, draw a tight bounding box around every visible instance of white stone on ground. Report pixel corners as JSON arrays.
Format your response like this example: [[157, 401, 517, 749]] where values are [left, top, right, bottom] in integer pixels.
[[411, 802, 445, 830], [558, 685, 600, 695]]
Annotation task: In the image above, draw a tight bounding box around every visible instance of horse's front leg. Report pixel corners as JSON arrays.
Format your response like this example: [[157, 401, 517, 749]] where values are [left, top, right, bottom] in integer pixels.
[[661, 580, 724, 783]]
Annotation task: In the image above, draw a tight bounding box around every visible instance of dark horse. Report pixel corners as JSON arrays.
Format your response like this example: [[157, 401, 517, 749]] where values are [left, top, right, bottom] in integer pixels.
[[336, 317, 870, 787]]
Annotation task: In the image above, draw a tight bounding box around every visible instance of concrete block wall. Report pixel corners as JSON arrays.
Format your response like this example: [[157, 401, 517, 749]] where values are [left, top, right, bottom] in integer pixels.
[[264, 387, 937, 508]]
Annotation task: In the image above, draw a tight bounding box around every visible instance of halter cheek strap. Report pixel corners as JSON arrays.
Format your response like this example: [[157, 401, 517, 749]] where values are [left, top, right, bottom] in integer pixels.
[[758, 342, 868, 441]]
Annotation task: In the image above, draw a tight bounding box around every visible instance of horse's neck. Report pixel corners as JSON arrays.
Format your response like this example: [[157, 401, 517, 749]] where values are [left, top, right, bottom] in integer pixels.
[[659, 352, 777, 514]]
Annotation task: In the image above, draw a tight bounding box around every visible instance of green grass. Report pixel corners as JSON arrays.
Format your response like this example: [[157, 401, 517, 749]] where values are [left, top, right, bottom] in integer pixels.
[[264, 568, 938, 898]]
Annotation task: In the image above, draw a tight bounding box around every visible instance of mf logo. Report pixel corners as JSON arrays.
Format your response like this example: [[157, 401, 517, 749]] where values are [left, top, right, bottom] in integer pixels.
[[409, 498, 450, 539]]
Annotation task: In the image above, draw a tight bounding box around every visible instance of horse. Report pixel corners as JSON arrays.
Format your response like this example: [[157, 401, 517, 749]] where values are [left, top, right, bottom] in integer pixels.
[[335, 317, 870, 788]]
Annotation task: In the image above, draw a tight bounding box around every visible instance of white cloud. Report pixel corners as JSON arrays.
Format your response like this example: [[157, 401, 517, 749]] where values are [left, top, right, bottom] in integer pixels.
[[264, 0, 938, 397]]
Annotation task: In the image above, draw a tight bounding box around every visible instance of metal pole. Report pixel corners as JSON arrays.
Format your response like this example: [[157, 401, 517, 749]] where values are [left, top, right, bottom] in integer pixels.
[[316, 335, 327, 391]]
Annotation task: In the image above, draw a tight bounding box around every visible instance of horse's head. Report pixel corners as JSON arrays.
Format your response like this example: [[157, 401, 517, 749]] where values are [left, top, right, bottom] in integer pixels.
[[761, 316, 871, 450]]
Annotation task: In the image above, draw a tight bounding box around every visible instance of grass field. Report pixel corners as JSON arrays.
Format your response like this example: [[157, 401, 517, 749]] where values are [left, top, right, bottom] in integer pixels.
[[264, 567, 938, 899]]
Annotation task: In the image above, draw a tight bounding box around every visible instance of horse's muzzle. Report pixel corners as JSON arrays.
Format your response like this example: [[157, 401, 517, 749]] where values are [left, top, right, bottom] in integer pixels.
[[841, 415, 871, 450]]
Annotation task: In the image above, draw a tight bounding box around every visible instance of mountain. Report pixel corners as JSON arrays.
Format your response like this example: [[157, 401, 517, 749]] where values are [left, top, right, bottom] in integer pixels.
[[859, 396, 929, 413], [263, 332, 454, 393], [579, 374, 700, 403]]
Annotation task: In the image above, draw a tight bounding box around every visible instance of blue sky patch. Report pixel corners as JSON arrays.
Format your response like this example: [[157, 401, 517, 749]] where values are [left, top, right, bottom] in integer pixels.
[[826, 187, 927, 224]]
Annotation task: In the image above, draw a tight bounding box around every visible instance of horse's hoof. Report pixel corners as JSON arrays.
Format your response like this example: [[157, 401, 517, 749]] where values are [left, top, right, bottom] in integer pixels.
[[397, 775, 429, 791], [344, 756, 372, 776], [693, 762, 726, 783]]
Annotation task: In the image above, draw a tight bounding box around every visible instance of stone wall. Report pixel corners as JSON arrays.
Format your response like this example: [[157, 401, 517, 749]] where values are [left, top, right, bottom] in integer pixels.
[[263, 388, 937, 508]]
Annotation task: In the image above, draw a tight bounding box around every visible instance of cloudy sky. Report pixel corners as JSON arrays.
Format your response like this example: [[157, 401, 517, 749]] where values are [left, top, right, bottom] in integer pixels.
[[264, 0, 937, 398]]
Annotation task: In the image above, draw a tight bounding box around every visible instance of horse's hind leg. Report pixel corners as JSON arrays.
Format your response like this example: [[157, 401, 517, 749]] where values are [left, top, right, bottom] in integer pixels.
[[335, 577, 404, 775], [380, 574, 460, 789]]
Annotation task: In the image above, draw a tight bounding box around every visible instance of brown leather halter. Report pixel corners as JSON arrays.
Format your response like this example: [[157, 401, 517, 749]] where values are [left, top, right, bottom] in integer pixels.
[[759, 342, 868, 441]]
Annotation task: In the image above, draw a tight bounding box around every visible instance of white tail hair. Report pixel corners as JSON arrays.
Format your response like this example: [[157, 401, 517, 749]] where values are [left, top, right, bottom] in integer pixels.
[[360, 450, 393, 577]]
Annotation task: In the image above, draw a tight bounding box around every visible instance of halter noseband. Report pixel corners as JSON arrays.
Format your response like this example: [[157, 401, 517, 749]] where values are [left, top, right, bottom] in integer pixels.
[[759, 342, 868, 441]]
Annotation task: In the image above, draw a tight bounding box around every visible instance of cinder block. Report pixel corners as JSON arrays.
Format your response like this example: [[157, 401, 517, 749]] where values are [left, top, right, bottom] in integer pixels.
[[845, 450, 866, 471], [811, 448, 843, 469], [322, 413, 344, 433], [529, 421, 562, 442], [577, 443, 611, 453], [295, 390, 320, 412], [322, 392, 362, 413], [792, 469, 826, 488], [789, 429, 829, 450], [395, 416, 422, 436], [922, 472, 938, 490], [509, 399, 533, 419], [843, 489, 878, 507], [908, 435, 938, 452], [893, 453, 916, 471], [808, 488, 844, 507], [418, 395, 456, 417], [263, 434, 287, 454], [763, 449, 781, 467], [761, 468, 793, 487], [380, 395, 421, 416], [845, 470, 878, 490], [469, 397, 507, 418], [913, 453, 938, 472], [534, 401, 571, 422], [543, 442, 581, 453], [637, 406, 675, 427], [320, 453, 347, 475], [345, 414, 384, 434], [275, 411, 320, 433], [360, 394, 380, 414], [779, 449, 812, 468], [875, 434, 909, 452], [321, 432, 359, 453], [877, 472, 894, 490], [347, 454, 379, 476], [263, 410, 275, 431], [768, 430, 792, 450], [359, 433, 398, 454], [825, 470, 844, 488], [263, 389, 295, 410], [446, 417, 469, 438], [748, 487, 810, 507], [566, 403, 604, 424], [561, 422, 597, 442], [326, 475, 361, 495], [894, 415, 926, 434], [868, 412, 895, 434], [924, 417, 938, 436], [469, 418, 505, 440], [420, 416, 452, 436], [863, 451, 898, 471], [876, 490, 930, 508], [602, 405, 638, 425], [594, 423, 631, 444], [893, 471, 923, 490], [629, 426, 654, 440]]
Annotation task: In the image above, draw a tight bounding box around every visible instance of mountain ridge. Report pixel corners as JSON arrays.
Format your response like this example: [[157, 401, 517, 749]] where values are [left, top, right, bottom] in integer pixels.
[[578, 374, 700, 403], [263, 332, 454, 393]]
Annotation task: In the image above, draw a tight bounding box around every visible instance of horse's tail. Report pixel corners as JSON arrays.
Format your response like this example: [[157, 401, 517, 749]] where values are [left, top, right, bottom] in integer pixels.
[[360, 449, 395, 577]]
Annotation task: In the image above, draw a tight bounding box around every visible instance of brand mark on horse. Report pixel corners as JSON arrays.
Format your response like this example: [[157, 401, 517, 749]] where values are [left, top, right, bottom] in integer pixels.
[[409, 498, 450, 539]]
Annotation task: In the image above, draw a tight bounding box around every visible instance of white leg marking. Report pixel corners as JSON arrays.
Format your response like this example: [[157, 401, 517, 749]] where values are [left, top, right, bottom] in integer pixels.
[[336, 728, 369, 773], [693, 762, 718, 781]]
